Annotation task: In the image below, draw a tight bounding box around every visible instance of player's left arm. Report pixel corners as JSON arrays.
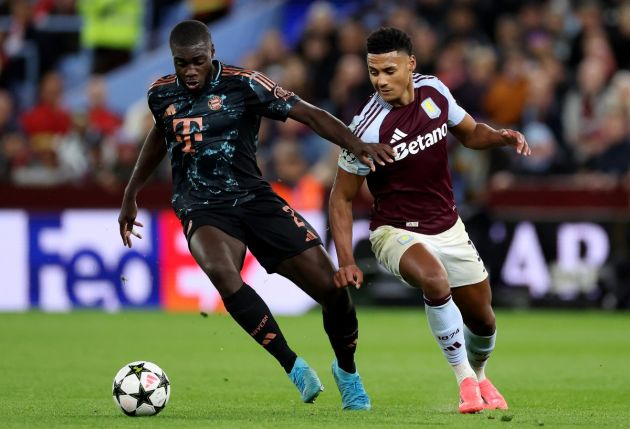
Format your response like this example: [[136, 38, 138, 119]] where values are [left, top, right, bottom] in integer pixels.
[[288, 99, 395, 170], [450, 113, 531, 156]]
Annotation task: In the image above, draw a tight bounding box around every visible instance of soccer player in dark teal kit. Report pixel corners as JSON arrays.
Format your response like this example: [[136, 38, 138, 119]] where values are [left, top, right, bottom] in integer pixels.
[[117, 20, 394, 410]]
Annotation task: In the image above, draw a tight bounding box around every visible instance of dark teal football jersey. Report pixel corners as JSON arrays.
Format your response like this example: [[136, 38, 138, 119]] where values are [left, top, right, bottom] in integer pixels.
[[147, 60, 300, 218]]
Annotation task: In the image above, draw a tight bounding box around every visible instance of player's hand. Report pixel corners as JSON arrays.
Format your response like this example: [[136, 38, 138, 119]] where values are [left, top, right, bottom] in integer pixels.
[[353, 142, 395, 171], [500, 129, 531, 156], [118, 197, 143, 248], [334, 265, 364, 289]]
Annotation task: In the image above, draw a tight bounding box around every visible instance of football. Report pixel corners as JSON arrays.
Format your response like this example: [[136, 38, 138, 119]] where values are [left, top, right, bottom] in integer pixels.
[[112, 360, 171, 416]]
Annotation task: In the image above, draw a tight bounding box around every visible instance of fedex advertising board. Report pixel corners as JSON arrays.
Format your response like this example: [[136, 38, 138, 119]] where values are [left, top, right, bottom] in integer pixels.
[[0, 209, 622, 312], [0, 209, 326, 314]]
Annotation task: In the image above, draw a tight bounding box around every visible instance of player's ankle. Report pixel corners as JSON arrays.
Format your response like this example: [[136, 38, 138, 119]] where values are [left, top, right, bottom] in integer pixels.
[[453, 362, 477, 384]]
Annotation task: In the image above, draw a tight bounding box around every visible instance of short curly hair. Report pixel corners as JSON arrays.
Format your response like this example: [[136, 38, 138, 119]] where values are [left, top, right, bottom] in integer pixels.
[[366, 27, 412, 55], [169, 20, 212, 49]]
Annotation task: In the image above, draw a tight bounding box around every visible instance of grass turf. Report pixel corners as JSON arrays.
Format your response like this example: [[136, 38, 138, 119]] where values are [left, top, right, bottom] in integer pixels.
[[0, 309, 628, 428]]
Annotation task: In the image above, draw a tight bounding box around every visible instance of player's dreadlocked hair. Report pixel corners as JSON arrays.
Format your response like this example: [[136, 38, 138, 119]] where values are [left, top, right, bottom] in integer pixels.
[[366, 27, 412, 55], [169, 20, 212, 49]]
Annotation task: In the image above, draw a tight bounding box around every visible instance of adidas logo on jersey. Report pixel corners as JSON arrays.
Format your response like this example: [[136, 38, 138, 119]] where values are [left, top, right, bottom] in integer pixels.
[[390, 128, 408, 144], [392, 123, 448, 161]]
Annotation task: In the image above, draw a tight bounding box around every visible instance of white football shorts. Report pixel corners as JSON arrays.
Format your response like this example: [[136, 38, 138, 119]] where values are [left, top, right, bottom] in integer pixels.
[[369, 217, 488, 288]]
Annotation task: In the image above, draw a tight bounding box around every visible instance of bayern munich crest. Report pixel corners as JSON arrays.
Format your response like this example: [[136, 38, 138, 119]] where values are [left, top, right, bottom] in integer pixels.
[[208, 95, 223, 111]]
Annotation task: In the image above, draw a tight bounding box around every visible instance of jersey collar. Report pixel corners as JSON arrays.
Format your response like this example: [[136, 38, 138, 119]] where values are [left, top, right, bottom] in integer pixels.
[[211, 59, 222, 83]]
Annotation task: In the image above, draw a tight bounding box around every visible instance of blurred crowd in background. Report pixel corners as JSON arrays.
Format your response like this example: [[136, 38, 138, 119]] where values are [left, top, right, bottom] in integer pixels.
[[0, 0, 629, 213]]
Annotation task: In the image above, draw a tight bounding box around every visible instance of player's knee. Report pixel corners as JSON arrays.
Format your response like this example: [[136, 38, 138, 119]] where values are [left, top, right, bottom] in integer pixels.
[[418, 271, 450, 299], [198, 261, 241, 292], [468, 311, 496, 336]]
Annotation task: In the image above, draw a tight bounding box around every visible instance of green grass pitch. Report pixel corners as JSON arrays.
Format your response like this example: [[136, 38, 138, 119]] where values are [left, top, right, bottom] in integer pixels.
[[0, 308, 628, 428]]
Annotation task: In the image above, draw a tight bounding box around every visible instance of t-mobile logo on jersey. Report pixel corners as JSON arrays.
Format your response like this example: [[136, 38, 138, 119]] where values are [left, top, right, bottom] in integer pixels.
[[391, 123, 448, 161], [173, 117, 203, 153]]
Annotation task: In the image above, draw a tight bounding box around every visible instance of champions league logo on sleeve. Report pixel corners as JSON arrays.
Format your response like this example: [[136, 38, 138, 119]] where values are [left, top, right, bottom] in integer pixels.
[[341, 149, 358, 163]]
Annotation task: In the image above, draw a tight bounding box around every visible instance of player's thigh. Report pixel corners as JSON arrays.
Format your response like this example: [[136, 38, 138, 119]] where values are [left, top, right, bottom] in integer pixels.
[[242, 196, 323, 273], [432, 218, 488, 288], [451, 278, 496, 335], [188, 225, 247, 295], [370, 226, 448, 294], [275, 245, 340, 305]]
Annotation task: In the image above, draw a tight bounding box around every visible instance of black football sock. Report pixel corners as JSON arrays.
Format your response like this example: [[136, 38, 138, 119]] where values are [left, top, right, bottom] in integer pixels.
[[323, 295, 358, 374], [223, 283, 297, 373]]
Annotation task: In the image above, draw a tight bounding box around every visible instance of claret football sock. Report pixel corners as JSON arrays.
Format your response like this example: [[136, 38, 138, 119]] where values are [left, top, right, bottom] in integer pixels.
[[223, 283, 297, 372]]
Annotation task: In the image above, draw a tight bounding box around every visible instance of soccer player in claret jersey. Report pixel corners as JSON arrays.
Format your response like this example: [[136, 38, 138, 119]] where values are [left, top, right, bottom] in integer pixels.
[[117, 20, 395, 410], [329, 27, 530, 414]]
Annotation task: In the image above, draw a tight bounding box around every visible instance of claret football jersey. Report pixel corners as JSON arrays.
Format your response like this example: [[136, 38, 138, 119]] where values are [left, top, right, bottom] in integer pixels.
[[147, 60, 299, 218], [338, 74, 466, 235]]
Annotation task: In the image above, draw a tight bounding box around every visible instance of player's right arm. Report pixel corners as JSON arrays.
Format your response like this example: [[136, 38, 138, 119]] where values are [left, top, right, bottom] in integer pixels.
[[118, 125, 167, 247], [289, 100, 394, 171], [329, 166, 366, 289]]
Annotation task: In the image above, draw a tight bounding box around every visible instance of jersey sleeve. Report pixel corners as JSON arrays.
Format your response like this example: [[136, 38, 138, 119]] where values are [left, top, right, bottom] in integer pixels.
[[433, 78, 466, 127], [244, 71, 301, 121], [336, 113, 371, 176], [147, 86, 165, 130]]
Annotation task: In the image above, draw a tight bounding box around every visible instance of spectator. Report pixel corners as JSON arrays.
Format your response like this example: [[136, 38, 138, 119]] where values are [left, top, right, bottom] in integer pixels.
[[587, 107, 630, 176], [296, 1, 339, 104], [610, 0, 630, 70], [33, 0, 80, 75], [0, 90, 27, 182], [21, 71, 72, 147], [410, 21, 439, 75], [562, 56, 610, 166], [514, 121, 563, 175], [483, 49, 529, 128], [78, 0, 144, 74], [269, 139, 325, 211], [567, 0, 608, 70], [85, 75, 122, 137], [522, 66, 564, 147], [328, 53, 373, 124], [0, 0, 39, 97], [336, 19, 368, 56], [187, 0, 232, 23], [453, 45, 497, 119]]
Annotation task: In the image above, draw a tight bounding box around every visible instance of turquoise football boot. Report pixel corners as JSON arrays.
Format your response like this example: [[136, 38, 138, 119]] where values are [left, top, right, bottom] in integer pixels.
[[288, 357, 324, 403], [332, 359, 371, 410]]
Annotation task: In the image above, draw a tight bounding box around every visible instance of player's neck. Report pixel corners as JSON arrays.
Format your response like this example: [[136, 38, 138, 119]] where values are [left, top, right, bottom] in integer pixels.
[[391, 84, 415, 107]]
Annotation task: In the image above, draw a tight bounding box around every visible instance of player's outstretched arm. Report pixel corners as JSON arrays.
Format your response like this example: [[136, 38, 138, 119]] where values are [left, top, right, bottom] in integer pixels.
[[288, 100, 394, 171], [450, 114, 531, 156], [118, 126, 167, 248], [329, 168, 366, 289]]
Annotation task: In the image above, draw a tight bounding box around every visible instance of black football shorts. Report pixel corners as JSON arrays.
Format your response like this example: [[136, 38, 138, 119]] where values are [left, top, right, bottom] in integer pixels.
[[181, 192, 322, 273]]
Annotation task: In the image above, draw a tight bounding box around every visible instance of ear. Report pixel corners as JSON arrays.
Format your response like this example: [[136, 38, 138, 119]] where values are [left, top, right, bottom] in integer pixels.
[[409, 54, 417, 72]]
